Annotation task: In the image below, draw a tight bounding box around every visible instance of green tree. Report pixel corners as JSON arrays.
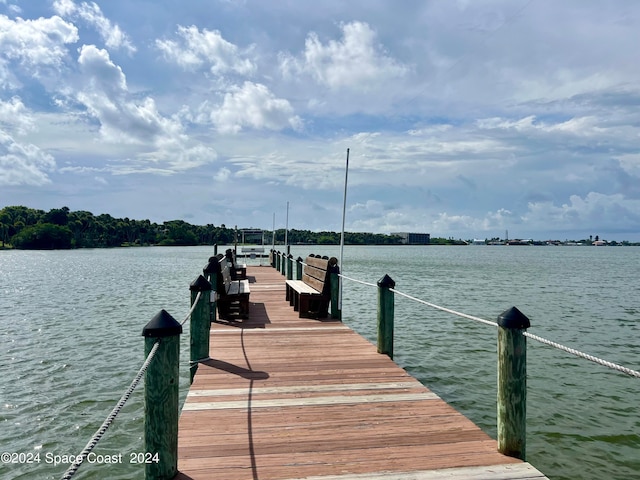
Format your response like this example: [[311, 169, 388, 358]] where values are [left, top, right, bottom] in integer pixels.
[[11, 223, 73, 249], [44, 207, 70, 225]]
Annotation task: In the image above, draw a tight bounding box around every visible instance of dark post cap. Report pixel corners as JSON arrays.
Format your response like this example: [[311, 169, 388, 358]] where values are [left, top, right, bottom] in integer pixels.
[[497, 306, 531, 329], [190, 275, 212, 291], [203, 260, 220, 274], [296, 256, 303, 262], [377, 274, 396, 288], [142, 309, 182, 337]]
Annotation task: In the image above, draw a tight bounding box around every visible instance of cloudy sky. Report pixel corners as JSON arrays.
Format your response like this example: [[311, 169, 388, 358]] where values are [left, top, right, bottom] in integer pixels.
[[2, 0, 640, 240]]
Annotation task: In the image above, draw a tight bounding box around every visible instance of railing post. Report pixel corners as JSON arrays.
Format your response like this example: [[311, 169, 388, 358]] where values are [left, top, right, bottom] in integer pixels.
[[286, 254, 293, 280], [189, 275, 212, 383], [276, 250, 281, 271], [280, 251, 286, 275], [329, 257, 341, 320], [203, 258, 221, 324], [213, 243, 218, 256], [295, 256, 303, 280], [142, 310, 182, 480], [497, 306, 530, 461], [377, 274, 395, 359]]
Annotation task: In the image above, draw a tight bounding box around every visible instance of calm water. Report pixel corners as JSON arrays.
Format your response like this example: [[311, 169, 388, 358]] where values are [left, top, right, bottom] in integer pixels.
[[1, 245, 638, 479]]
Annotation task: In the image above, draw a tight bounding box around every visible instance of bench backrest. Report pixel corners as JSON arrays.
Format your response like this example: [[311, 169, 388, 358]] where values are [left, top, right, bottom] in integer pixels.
[[205, 254, 235, 295], [302, 255, 336, 296], [220, 259, 232, 294]]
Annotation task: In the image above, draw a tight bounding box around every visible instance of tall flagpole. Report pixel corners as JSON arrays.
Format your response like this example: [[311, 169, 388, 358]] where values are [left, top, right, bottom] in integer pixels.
[[285, 201, 289, 254], [339, 148, 350, 310]]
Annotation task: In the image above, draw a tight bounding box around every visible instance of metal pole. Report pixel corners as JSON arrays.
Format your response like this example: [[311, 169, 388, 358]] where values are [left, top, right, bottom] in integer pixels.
[[339, 148, 350, 310], [285, 201, 289, 255]]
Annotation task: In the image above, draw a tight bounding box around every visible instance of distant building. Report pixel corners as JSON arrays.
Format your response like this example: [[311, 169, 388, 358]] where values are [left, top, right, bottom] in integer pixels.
[[392, 232, 431, 245]]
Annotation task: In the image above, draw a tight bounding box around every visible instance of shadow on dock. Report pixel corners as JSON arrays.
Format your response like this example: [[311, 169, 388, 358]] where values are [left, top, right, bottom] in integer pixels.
[[199, 358, 269, 380]]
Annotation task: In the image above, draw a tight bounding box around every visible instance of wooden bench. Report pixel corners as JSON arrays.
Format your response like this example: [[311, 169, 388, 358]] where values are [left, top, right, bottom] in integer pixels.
[[223, 248, 247, 280], [215, 254, 250, 319], [285, 255, 337, 319]]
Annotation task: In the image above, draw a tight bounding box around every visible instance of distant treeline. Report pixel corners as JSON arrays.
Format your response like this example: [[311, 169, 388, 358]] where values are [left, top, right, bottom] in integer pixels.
[[0, 206, 406, 250]]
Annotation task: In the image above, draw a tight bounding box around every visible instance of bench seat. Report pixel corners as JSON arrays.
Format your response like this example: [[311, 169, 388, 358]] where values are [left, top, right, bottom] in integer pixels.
[[285, 255, 337, 319], [227, 277, 250, 296], [286, 280, 319, 296]]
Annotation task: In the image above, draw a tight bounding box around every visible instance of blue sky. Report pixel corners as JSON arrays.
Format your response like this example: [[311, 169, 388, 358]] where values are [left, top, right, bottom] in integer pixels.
[[2, 0, 640, 240]]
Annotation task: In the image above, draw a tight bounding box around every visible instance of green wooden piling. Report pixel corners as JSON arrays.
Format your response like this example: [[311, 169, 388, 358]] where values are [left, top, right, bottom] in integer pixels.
[[295, 256, 303, 280], [276, 250, 281, 271], [286, 254, 293, 280], [280, 251, 286, 275], [203, 258, 220, 324], [329, 257, 341, 320], [497, 306, 530, 460], [142, 310, 182, 480], [189, 275, 212, 383], [377, 274, 395, 358]]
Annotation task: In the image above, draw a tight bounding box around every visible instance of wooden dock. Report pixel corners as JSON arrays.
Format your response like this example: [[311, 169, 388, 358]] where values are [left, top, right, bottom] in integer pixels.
[[175, 265, 548, 480]]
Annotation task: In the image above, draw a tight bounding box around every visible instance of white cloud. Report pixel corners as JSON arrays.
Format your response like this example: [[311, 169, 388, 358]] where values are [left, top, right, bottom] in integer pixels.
[[280, 21, 407, 90], [73, 45, 216, 172], [211, 81, 302, 133], [52, 0, 136, 54], [214, 167, 231, 182], [0, 96, 33, 134], [616, 153, 640, 178], [75, 44, 186, 145], [76, 45, 157, 143], [1, 1, 21, 15], [156, 25, 254, 75], [0, 129, 55, 185], [523, 193, 640, 232], [476, 115, 606, 137], [0, 14, 78, 77]]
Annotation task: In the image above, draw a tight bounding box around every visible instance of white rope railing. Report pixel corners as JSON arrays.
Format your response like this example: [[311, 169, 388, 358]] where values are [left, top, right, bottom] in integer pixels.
[[339, 273, 640, 379], [390, 288, 499, 328], [181, 290, 202, 326], [339, 273, 377, 288], [60, 340, 161, 480], [523, 331, 640, 378]]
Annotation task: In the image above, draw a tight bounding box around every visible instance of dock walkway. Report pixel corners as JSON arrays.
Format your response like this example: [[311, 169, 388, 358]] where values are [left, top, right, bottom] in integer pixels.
[[176, 265, 548, 480]]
